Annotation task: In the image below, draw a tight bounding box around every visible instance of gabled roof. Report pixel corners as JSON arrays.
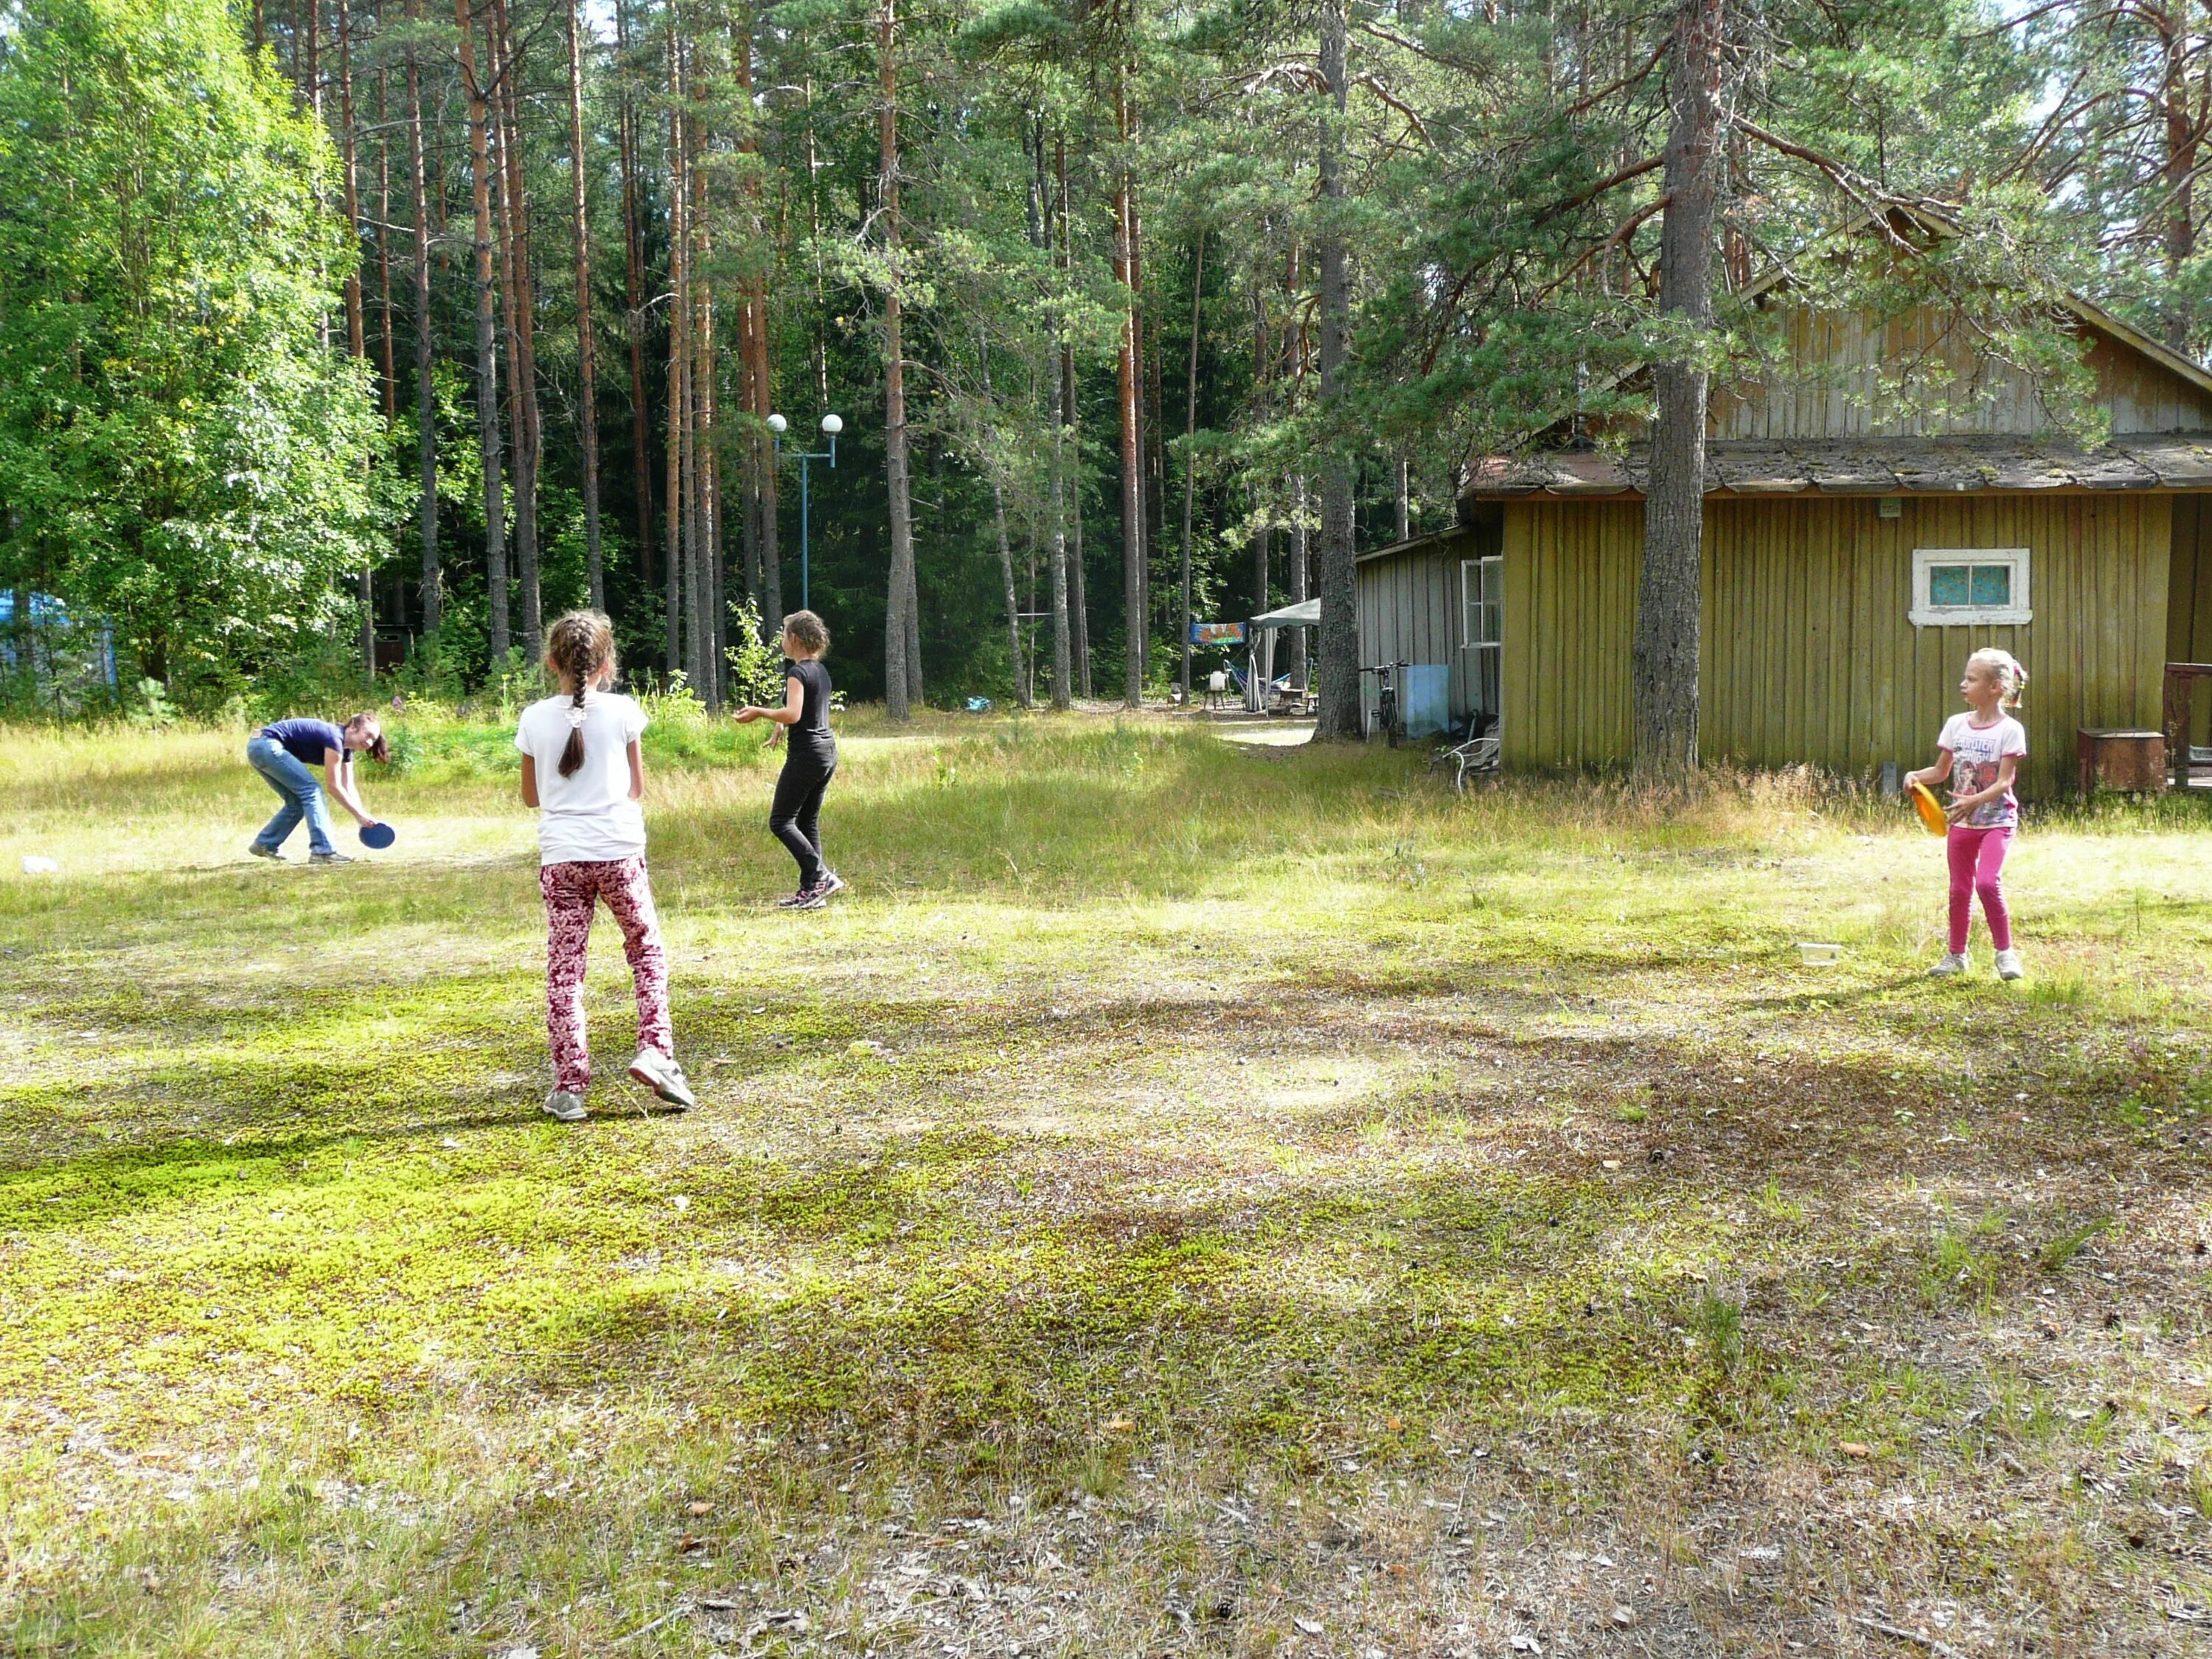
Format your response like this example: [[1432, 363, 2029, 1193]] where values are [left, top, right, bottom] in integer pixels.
[[1478, 208, 2212, 471], [1354, 526, 1474, 566], [1468, 432, 2212, 500]]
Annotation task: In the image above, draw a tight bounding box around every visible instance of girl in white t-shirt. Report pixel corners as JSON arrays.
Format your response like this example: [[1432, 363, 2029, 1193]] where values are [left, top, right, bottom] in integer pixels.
[[1905, 648, 2030, 981], [514, 611, 694, 1122]]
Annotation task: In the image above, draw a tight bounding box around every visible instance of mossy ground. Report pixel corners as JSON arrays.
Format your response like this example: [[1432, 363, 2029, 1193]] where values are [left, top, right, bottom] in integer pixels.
[[3, 711, 2211, 1656]]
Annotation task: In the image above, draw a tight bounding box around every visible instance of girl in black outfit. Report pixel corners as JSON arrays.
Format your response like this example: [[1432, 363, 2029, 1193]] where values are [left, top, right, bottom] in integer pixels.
[[734, 611, 844, 909]]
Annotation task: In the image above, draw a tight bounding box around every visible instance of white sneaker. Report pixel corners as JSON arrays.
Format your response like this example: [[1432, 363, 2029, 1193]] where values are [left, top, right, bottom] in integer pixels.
[[1928, 953, 1968, 977], [1994, 948, 2025, 981], [542, 1090, 588, 1123], [627, 1048, 695, 1110]]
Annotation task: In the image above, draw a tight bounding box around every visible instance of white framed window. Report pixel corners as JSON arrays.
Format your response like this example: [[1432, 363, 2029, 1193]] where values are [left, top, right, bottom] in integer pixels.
[[1910, 547, 2031, 627], [1462, 556, 1502, 648], [1462, 555, 1502, 714]]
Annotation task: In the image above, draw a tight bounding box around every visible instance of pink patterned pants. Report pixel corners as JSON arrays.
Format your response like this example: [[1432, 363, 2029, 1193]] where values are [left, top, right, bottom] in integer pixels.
[[539, 857, 672, 1093]]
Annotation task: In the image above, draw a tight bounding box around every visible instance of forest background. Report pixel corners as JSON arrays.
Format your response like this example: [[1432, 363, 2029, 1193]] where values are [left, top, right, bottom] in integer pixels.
[[1, 0, 2208, 718]]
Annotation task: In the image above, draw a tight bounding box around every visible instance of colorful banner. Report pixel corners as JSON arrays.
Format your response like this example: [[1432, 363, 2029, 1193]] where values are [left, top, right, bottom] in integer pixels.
[[1189, 622, 1247, 645]]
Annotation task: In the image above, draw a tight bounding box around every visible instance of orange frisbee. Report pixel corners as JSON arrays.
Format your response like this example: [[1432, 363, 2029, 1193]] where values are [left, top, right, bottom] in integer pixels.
[[1908, 779, 1949, 836]]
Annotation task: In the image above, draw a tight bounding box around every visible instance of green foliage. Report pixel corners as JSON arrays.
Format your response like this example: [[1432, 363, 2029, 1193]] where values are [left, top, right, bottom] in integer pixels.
[[723, 600, 791, 709], [0, 0, 383, 691], [2038, 1214, 2112, 1274]]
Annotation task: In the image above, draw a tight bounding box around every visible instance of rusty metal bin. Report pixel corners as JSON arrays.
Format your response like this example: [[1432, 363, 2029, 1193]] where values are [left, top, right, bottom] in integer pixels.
[[2077, 728, 2167, 794]]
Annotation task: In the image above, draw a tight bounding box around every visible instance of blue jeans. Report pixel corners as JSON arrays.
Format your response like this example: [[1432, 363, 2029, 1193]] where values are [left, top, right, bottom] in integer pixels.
[[247, 737, 337, 856]]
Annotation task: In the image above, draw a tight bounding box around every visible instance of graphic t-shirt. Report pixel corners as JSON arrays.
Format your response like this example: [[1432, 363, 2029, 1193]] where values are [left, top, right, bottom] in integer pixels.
[[513, 691, 650, 865], [1937, 711, 2028, 830], [259, 718, 349, 771]]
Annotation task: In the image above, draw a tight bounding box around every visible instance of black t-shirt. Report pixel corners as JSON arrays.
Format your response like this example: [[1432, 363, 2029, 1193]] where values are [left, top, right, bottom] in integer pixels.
[[784, 658, 834, 751]]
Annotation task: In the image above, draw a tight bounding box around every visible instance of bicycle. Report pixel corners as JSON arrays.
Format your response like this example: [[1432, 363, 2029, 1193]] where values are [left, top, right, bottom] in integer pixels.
[[1360, 661, 1409, 747]]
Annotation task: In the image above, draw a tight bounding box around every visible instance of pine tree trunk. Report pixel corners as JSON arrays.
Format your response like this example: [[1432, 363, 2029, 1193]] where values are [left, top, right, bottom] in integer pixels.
[[492, 0, 542, 667], [975, 334, 1028, 707], [1633, 0, 1722, 779], [1058, 138, 1091, 698], [678, 69, 704, 691], [1312, 0, 1360, 741], [2163, 9, 2198, 352], [335, 0, 374, 678], [703, 321, 723, 705], [695, 131, 722, 709], [1178, 234, 1203, 703], [456, 0, 508, 664], [880, 0, 916, 719], [664, 30, 687, 681], [1021, 129, 1068, 709], [566, 0, 604, 612], [1114, 67, 1143, 707], [1049, 341, 1071, 710], [1395, 458, 1409, 541], [752, 306, 782, 633], [376, 64, 397, 422], [1289, 474, 1309, 692], [735, 10, 780, 637], [992, 480, 1024, 706], [406, 0, 439, 633], [306, 0, 321, 114], [617, 0, 653, 592]]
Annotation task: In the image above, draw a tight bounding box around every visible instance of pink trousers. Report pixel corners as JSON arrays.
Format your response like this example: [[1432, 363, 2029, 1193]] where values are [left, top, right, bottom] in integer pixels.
[[539, 857, 672, 1093], [1946, 825, 2014, 955]]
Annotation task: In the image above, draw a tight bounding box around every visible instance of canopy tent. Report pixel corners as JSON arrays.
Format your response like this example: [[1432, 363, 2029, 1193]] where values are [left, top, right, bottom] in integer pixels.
[[1249, 597, 1319, 629], [1240, 598, 1318, 711]]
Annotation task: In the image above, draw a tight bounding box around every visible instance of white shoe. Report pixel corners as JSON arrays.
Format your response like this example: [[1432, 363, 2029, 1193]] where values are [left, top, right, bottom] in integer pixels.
[[1928, 953, 1968, 977], [542, 1090, 588, 1123], [1994, 948, 2025, 981], [627, 1048, 695, 1110]]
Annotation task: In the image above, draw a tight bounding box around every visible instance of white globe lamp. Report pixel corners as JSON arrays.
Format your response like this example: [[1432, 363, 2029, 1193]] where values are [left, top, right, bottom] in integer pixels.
[[821, 413, 844, 436], [766, 412, 788, 435]]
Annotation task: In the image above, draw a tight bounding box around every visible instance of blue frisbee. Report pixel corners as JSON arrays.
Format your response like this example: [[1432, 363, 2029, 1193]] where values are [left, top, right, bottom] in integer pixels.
[[359, 821, 397, 849]]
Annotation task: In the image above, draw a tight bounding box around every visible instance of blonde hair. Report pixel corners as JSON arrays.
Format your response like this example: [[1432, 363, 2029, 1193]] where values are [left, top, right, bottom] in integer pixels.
[[1966, 647, 2028, 710], [544, 611, 617, 778], [781, 610, 830, 657]]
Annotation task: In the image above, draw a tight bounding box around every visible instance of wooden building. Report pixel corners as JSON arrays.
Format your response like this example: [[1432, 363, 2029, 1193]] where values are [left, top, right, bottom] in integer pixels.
[[1438, 286, 2212, 793], [1355, 525, 1498, 734]]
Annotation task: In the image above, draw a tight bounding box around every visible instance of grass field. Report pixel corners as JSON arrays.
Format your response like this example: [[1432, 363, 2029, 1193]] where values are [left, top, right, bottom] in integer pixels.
[[4, 709, 2211, 1658]]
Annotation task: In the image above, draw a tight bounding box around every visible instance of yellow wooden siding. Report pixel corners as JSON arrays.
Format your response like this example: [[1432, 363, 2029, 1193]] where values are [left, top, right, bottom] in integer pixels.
[[1501, 502, 1641, 768], [1708, 307, 2212, 439], [1504, 495, 2174, 792]]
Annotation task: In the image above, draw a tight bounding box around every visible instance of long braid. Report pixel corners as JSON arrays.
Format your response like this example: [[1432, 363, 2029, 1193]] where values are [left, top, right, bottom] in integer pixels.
[[548, 611, 616, 779]]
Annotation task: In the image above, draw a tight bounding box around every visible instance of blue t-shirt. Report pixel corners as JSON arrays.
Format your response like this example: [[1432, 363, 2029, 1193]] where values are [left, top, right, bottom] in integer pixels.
[[259, 718, 348, 769]]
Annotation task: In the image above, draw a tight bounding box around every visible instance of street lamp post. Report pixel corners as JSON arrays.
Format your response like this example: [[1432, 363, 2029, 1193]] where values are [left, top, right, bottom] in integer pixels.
[[768, 411, 841, 613]]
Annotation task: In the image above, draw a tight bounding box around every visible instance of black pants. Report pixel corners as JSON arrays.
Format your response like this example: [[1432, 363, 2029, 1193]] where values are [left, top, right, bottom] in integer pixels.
[[770, 745, 836, 888]]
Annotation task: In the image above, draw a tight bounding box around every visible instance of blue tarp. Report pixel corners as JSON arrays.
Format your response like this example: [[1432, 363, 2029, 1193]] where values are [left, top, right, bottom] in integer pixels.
[[1401, 664, 1449, 739]]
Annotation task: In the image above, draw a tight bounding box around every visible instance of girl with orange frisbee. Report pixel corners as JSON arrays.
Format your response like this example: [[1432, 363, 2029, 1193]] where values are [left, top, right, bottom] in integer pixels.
[[1905, 648, 2030, 981]]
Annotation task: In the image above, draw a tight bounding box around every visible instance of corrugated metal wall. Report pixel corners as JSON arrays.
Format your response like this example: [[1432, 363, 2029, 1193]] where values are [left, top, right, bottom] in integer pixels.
[[1356, 529, 1482, 722], [1503, 494, 2176, 794]]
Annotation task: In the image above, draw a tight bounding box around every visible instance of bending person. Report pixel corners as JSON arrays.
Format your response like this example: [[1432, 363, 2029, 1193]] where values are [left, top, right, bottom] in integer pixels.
[[734, 611, 844, 909], [246, 713, 387, 864]]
